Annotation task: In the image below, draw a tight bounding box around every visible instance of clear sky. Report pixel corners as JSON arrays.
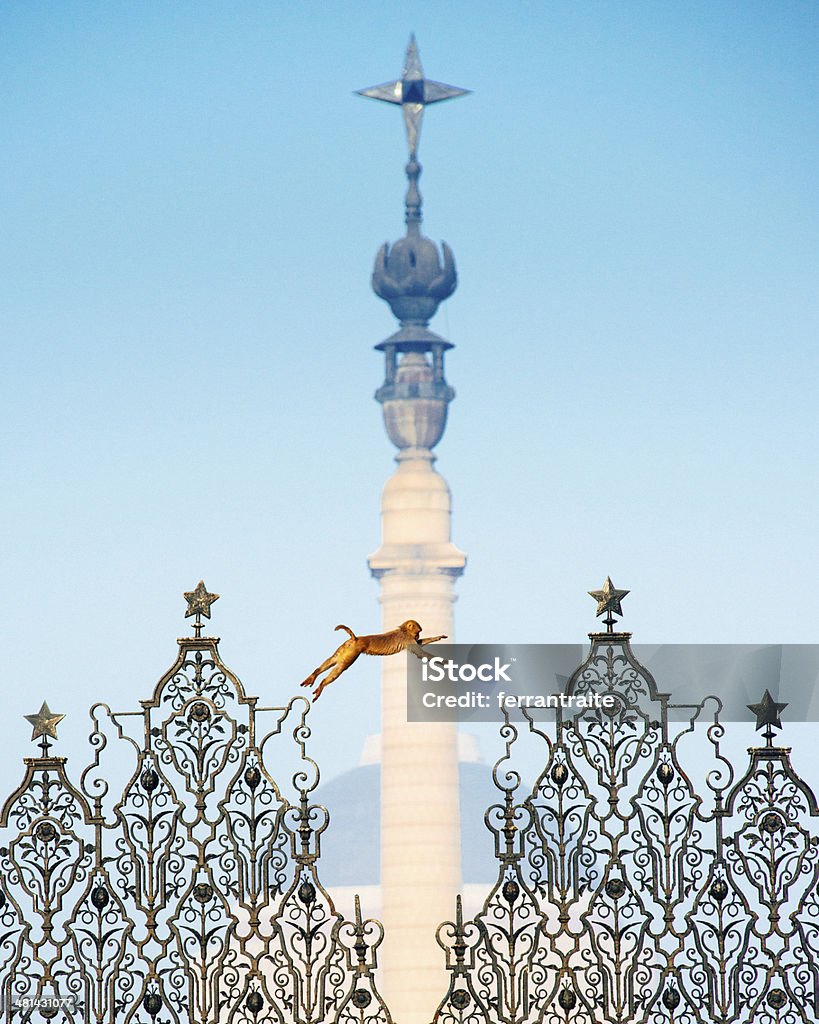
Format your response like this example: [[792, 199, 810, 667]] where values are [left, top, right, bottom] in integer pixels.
[[1, 2, 817, 787]]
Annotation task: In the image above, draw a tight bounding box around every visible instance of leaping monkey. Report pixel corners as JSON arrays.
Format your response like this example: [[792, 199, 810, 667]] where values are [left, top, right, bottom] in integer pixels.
[[301, 620, 447, 701]]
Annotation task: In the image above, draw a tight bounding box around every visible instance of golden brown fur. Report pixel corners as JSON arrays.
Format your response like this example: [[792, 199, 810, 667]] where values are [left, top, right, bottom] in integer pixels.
[[301, 620, 447, 701]]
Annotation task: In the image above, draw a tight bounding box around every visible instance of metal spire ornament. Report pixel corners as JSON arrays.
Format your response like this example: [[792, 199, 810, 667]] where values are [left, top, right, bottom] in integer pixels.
[[361, 36, 470, 455], [356, 35, 469, 160], [357, 36, 469, 233]]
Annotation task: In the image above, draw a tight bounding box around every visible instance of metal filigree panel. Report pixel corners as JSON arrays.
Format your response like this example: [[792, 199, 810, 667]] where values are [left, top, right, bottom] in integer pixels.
[[435, 587, 819, 1024], [0, 586, 391, 1024]]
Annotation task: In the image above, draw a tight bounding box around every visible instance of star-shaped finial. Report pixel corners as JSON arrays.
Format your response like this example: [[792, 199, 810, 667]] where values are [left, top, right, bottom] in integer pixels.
[[184, 581, 219, 637], [24, 701, 65, 756], [588, 577, 630, 632], [356, 35, 470, 158], [747, 689, 788, 746]]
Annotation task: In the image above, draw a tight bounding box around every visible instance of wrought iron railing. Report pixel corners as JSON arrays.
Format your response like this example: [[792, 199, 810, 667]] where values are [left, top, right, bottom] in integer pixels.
[[0, 584, 391, 1024], [434, 584, 819, 1024], [3, 578, 817, 1024]]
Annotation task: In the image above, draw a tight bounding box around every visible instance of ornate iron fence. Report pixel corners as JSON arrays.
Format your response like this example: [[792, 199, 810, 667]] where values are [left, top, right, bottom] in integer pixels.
[[434, 583, 819, 1024], [4, 579, 817, 1024], [0, 584, 391, 1024]]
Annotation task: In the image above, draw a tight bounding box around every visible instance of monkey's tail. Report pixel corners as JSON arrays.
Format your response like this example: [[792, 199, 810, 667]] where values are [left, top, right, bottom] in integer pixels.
[[334, 624, 356, 639]]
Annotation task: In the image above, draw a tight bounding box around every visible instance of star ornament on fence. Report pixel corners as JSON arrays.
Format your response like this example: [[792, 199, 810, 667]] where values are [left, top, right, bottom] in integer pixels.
[[748, 689, 789, 746], [184, 581, 219, 637], [24, 701, 65, 756], [588, 577, 630, 632]]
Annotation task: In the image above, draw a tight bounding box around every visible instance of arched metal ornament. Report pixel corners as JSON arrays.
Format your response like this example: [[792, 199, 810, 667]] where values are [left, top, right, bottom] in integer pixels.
[[434, 585, 819, 1024], [0, 586, 391, 1024]]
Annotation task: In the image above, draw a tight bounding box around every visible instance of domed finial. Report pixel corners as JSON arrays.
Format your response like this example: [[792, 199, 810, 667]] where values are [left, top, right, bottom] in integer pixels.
[[358, 38, 469, 329], [358, 40, 469, 451]]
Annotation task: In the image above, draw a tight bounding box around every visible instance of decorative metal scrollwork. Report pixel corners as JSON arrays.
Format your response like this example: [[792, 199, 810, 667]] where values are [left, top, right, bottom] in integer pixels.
[[435, 583, 819, 1024], [4, 577, 818, 1024], [0, 584, 391, 1024]]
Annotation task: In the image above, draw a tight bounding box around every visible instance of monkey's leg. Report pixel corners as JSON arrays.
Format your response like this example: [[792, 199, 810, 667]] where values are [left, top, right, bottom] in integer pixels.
[[301, 652, 340, 688], [312, 651, 362, 701]]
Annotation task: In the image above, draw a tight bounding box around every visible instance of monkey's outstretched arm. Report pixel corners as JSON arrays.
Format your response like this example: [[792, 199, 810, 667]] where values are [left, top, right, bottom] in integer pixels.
[[409, 635, 448, 660]]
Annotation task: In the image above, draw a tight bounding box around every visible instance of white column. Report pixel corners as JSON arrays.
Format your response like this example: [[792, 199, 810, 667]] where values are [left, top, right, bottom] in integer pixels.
[[369, 447, 465, 1023]]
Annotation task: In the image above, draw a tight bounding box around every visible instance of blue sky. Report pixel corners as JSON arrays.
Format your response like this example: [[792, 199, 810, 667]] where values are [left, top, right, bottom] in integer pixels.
[[1, 2, 817, 786]]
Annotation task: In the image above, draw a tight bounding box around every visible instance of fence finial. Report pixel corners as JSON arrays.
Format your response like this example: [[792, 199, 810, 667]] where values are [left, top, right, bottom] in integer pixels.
[[183, 580, 219, 637], [588, 576, 629, 632], [747, 688, 789, 745], [24, 700, 64, 756]]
